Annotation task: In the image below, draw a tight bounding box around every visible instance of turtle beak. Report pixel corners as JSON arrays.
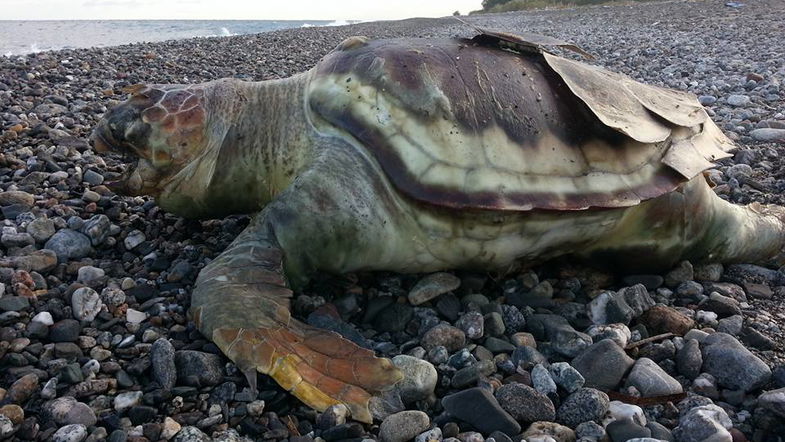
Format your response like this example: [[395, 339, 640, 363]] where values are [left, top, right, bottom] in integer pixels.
[[89, 121, 146, 196], [90, 124, 114, 154]]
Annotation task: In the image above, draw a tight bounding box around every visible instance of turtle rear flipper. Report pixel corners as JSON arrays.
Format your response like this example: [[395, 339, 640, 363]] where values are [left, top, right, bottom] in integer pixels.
[[190, 211, 401, 423]]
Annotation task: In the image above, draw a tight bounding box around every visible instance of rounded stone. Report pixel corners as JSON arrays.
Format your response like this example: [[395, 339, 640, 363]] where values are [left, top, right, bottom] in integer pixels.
[[456, 311, 484, 340], [495, 382, 556, 423], [408, 272, 460, 305], [49, 319, 81, 342], [571, 339, 634, 391], [0, 404, 24, 425], [43, 397, 97, 427], [76, 266, 105, 285], [672, 404, 732, 442], [27, 217, 56, 243], [151, 338, 177, 391], [71, 287, 103, 322], [677, 339, 702, 380], [522, 421, 575, 442], [379, 410, 430, 442], [548, 362, 585, 393], [52, 424, 87, 442], [556, 388, 610, 428], [391, 355, 437, 404], [421, 323, 466, 352], [624, 358, 683, 397], [701, 332, 771, 392], [44, 229, 92, 261], [174, 350, 223, 386]]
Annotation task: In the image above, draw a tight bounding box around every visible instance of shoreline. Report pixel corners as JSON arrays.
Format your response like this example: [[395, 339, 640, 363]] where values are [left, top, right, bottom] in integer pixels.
[[1, 0, 784, 440], [0, 0, 686, 58]]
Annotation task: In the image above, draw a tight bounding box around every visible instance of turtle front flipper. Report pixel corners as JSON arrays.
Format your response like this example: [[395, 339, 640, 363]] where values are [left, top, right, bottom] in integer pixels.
[[190, 210, 402, 423]]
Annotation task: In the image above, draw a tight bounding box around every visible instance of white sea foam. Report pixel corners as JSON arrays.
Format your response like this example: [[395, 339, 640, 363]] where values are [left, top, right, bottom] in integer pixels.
[[300, 19, 360, 28], [326, 19, 351, 26], [219, 27, 237, 36]]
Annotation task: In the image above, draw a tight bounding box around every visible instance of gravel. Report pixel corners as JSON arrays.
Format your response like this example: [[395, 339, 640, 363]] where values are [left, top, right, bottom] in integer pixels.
[[1, 0, 785, 440]]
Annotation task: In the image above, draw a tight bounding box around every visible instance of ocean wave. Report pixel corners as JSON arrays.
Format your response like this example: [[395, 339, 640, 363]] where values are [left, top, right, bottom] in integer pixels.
[[300, 19, 359, 28], [326, 19, 353, 26], [219, 27, 237, 36], [5, 43, 44, 56]]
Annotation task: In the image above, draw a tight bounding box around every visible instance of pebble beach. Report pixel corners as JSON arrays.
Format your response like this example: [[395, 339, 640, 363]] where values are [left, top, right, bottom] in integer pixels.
[[1, 0, 785, 441]]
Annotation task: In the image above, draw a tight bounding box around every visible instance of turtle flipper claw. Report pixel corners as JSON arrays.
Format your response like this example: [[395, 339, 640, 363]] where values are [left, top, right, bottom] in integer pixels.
[[212, 322, 402, 423]]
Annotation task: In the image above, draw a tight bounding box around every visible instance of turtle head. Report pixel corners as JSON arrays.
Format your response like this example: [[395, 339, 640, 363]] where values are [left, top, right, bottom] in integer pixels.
[[91, 83, 211, 197]]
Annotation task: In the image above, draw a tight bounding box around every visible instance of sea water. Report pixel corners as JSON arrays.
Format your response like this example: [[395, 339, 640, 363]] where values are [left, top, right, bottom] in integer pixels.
[[0, 19, 356, 56]]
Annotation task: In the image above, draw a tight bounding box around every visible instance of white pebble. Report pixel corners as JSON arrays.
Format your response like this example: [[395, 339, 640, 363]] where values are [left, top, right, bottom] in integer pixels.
[[32, 311, 54, 325]]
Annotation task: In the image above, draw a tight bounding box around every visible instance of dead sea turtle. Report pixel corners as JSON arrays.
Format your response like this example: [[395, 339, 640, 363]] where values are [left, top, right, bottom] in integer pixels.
[[91, 29, 785, 422]]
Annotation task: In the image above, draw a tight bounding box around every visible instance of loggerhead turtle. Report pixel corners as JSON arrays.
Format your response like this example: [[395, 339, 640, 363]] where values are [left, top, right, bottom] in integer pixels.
[[91, 28, 785, 423]]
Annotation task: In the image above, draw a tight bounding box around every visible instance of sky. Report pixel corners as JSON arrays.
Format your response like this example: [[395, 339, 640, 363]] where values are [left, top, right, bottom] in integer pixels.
[[0, 0, 486, 20]]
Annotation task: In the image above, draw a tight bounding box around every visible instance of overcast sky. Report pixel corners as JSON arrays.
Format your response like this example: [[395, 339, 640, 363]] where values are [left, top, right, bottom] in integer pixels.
[[1, 0, 486, 20]]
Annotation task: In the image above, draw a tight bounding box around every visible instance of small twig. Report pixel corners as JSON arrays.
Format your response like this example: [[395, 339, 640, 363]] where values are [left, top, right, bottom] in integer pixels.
[[283, 415, 300, 437], [625, 332, 675, 350]]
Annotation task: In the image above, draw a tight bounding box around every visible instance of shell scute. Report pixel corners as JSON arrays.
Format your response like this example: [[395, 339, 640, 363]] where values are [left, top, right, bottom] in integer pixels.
[[308, 33, 734, 211]]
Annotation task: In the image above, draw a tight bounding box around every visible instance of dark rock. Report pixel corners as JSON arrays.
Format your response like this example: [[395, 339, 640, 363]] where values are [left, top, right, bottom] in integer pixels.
[[571, 340, 634, 391], [421, 323, 465, 352], [701, 332, 771, 392], [743, 282, 773, 299], [511, 345, 547, 370], [54, 342, 83, 359], [175, 350, 223, 387], [700, 292, 741, 317], [126, 284, 159, 302], [373, 303, 413, 333], [484, 337, 515, 354], [740, 326, 776, 350], [484, 312, 505, 337], [128, 406, 157, 425], [59, 363, 84, 384], [44, 229, 92, 261], [556, 388, 609, 428], [495, 382, 555, 424], [646, 421, 674, 441], [677, 339, 702, 380], [619, 284, 655, 317], [436, 293, 461, 322], [622, 275, 663, 290], [500, 305, 526, 334], [0, 296, 30, 312], [451, 360, 496, 389], [456, 311, 484, 340], [606, 418, 651, 442], [151, 338, 177, 391], [441, 387, 520, 435], [49, 319, 81, 342], [664, 261, 693, 288]]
